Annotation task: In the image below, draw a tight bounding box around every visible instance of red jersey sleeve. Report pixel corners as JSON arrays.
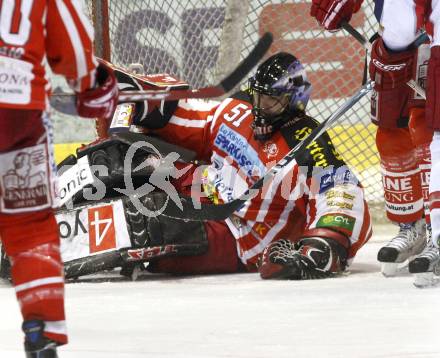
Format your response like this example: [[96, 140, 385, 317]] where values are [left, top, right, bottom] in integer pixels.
[[152, 99, 221, 160], [46, 0, 98, 91]]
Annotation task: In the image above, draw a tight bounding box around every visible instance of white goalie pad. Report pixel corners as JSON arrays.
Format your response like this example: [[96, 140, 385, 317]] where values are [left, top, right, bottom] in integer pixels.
[[56, 199, 132, 263], [56, 155, 94, 206]]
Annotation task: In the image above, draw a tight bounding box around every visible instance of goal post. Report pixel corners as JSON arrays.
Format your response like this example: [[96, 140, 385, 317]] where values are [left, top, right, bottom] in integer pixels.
[[89, 0, 112, 62]]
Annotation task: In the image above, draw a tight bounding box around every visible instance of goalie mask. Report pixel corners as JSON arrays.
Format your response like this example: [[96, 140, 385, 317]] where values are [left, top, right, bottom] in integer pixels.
[[249, 52, 311, 141]]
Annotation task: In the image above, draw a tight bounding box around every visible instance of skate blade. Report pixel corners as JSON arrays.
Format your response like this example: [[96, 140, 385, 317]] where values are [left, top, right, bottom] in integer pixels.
[[381, 262, 408, 277], [413, 272, 440, 288]]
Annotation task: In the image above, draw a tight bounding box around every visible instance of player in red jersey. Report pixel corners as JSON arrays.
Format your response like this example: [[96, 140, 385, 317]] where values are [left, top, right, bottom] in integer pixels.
[[310, 0, 440, 278], [104, 52, 372, 280], [0, 0, 118, 356]]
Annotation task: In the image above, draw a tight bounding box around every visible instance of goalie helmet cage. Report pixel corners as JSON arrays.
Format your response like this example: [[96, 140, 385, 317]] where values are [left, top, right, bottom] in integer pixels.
[[87, 0, 384, 219]]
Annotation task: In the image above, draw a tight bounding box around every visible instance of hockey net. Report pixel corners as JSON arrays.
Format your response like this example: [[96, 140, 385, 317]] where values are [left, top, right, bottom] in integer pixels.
[[85, 0, 384, 217]]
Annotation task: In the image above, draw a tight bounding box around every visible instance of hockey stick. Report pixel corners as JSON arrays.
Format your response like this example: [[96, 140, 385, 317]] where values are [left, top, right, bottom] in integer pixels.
[[341, 22, 428, 99], [148, 81, 374, 221], [50, 32, 273, 114]]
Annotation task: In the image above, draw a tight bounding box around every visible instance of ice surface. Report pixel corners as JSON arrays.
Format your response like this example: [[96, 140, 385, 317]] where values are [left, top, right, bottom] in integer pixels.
[[1, 225, 439, 358]]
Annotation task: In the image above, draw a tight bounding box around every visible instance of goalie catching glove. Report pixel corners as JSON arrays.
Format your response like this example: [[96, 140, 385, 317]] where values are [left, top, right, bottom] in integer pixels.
[[258, 229, 350, 280]]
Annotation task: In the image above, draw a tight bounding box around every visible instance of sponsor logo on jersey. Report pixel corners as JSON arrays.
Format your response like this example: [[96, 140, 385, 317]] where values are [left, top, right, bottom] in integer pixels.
[[318, 166, 357, 194], [0, 143, 51, 212], [214, 124, 265, 178], [0, 57, 34, 104], [306, 140, 329, 167], [292, 126, 343, 167], [254, 223, 270, 237], [325, 188, 355, 201], [262, 141, 278, 159], [326, 200, 354, 210], [316, 213, 356, 236], [0, 46, 24, 59], [294, 126, 312, 141]]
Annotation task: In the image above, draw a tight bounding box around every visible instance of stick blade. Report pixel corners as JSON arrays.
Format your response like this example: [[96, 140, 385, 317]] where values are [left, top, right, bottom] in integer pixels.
[[50, 32, 274, 113]]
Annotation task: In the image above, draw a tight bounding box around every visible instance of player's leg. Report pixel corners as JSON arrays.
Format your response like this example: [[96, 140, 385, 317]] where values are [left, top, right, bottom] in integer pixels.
[[147, 220, 244, 274], [375, 127, 427, 276], [0, 109, 66, 357], [425, 0, 440, 278], [406, 107, 440, 274], [372, 1, 427, 276]]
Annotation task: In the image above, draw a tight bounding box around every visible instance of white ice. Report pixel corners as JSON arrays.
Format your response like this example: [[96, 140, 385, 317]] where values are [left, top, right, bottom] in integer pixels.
[[0, 225, 439, 358]]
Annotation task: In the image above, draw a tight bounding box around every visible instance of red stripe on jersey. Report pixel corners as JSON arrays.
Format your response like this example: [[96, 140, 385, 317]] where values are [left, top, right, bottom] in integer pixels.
[[348, 201, 372, 258], [150, 97, 370, 266], [11, 242, 66, 340], [0, 0, 97, 110], [429, 191, 440, 210], [174, 105, 214, 121]]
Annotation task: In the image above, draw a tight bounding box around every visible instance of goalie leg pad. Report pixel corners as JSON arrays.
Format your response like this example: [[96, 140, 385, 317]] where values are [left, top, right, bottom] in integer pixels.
[[123, 193, 209, 261], [426, 46, 440, 130]]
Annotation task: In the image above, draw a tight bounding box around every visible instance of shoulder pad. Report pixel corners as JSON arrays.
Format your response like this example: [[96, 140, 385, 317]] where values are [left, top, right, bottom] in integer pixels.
[[279, 114, 346, 172], [230, 90, 252, 104]]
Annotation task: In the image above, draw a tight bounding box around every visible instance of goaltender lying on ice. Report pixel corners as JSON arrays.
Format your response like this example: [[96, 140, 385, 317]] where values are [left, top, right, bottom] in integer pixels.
[[2, 52, 373, 281]]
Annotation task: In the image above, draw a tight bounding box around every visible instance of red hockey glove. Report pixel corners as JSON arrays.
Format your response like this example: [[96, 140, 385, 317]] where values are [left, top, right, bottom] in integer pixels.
[[258, 239, 298, 279], [426, 46, 440, 129], [369, 37, 416, 91], [310, 0, 363, 31], [258, 236, 348, 280], [76, 62, 119, 119]]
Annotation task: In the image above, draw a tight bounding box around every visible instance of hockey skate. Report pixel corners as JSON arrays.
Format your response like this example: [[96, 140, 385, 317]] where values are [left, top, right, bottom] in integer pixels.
[[0, 244, 11, 281], [22, 320, 59, 358], [408, 226, 440, 288], [377, 220, 427, 277]]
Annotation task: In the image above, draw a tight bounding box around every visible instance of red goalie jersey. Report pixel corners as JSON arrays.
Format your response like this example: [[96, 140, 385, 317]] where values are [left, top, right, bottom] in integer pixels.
[[144, 93, 372, 267], [0, 0, 97, 110]]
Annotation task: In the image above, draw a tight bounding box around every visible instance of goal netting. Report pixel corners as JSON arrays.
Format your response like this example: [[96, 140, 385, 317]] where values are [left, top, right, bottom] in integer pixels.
[[84, 0, 384, 217]]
